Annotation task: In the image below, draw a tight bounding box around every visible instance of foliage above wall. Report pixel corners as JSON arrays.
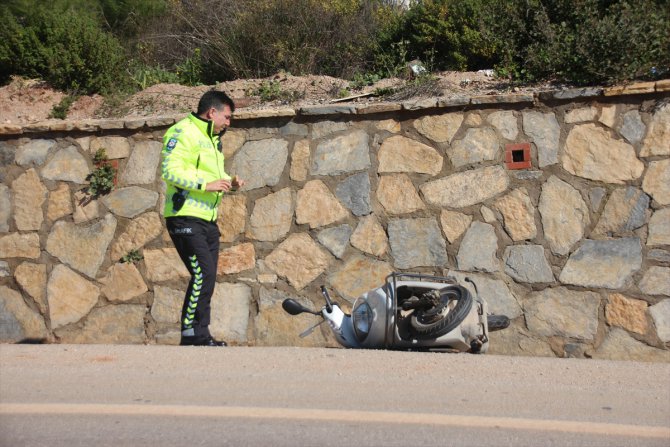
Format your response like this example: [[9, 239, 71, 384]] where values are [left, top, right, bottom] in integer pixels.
[[1, 0, 668, 95]]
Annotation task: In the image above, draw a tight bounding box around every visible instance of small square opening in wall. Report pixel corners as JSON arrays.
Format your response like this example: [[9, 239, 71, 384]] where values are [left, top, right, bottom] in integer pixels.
[[505, 143, 531, 170]]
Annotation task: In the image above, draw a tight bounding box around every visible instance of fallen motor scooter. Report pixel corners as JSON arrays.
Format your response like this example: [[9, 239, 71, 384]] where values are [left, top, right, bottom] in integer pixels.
[[282, 272, 510, 353]]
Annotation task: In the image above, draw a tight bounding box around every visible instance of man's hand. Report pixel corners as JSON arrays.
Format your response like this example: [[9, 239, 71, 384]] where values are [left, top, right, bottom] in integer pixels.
[[231, 175, 246, 191], [205, 179, 232, 192]]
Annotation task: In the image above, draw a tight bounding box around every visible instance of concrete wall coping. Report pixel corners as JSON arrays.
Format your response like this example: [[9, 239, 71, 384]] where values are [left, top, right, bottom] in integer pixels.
[[1, 79, 668, 136]]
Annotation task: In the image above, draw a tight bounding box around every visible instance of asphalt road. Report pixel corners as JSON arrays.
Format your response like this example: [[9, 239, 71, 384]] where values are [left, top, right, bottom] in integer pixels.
[[1, 344, 669, 447]]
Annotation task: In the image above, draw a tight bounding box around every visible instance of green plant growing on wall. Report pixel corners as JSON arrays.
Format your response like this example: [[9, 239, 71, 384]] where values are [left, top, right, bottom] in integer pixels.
[[121, 249, 143, 264], [87, 148, 117, 197], [250, 81, 304, 103], [49, 94, 78, 119]]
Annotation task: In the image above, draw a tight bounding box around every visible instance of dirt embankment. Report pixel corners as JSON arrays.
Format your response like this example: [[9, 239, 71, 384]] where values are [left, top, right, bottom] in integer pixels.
[[0, 70, 545, 126]]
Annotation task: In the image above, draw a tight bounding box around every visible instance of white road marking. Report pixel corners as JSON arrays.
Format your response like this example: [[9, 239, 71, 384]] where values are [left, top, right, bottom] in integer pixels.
[[2, 403, 669, 439]]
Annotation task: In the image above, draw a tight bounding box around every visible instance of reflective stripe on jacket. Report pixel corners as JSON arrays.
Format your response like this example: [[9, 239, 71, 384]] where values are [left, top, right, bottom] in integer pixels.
[[161, 113, 231, 221]]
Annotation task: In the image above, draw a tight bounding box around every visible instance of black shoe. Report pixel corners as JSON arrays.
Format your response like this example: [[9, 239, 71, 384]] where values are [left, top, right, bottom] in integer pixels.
[[201, 337, 227, 347], [180, 335, 227, 347]]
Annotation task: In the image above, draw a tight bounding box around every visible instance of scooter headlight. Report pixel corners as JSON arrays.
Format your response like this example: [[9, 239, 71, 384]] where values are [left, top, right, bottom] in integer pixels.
[[352, 301, 373, 341]]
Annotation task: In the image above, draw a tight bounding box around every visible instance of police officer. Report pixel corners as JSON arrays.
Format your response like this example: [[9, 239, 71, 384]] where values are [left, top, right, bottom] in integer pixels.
[[161, 90, 245, 346]]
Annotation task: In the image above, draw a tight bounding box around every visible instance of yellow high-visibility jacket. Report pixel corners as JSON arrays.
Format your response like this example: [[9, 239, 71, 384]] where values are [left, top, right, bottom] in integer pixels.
[[161, 113, 231, 221]]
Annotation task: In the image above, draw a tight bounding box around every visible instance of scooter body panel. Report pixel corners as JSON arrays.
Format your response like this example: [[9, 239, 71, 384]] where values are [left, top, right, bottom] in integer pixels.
[[325, 275, 490, 352]]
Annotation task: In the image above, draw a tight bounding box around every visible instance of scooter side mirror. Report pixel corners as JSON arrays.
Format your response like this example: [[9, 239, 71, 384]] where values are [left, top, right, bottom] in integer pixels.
[[282, 299, 318, 316]]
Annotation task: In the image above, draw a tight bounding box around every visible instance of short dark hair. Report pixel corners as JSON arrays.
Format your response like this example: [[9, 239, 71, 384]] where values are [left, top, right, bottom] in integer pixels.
[[196, 90, 235, 115]]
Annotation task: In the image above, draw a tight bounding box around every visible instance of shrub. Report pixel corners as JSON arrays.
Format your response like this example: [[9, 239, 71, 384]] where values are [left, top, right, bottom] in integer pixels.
[[146, 0, 394, 81], [480, 0, 670, 84], [372, 0, 496, 74], [0, 5, 127, 93]]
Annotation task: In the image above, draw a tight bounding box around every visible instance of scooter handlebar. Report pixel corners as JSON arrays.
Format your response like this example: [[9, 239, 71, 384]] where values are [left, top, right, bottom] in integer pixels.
[[320, 285, 334, 313]]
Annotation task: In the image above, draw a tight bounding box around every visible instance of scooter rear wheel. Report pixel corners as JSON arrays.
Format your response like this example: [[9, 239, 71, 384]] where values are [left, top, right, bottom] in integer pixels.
[[409, 285, 473, 340]]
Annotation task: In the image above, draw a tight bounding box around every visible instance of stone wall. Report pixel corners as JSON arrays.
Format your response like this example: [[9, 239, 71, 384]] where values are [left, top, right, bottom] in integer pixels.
[[1, 81, 669, 361]]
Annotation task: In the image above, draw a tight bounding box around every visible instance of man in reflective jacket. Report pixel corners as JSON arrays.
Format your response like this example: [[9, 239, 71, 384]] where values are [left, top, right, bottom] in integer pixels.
[[161, 90, 245, 346]]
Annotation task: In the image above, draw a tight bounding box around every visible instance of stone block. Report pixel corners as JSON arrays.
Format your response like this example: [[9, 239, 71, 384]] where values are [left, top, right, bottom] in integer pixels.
[[101, 186, 158, 218], [389, 218, 448, 269], [0, 233, 40, 259], [15, 139, 55, 166], [46, 214, 117, 279], [593, 328, 670, 362], [420, 165, 509, 208], [448, 128, 500, 168], [328, 256, 394, 303], [649, 299, 670, 342], [151, 286, 183, 324], [503, 245, 554, 283], [47, 264, 99, 329], [0, 184, 10, 232], [218, 194, 247, 243], [14, 262, 47, 314], [413, 113, 463, 144], [47, 183, 73, 222], [564, 106, 597, 123], [100, 262, 148, 303], [522, 111, 560, 167], [539, 176, 589, 256], [619, 110, 646, 145], [110, 212, 163, 262], [456, 221, 499, 273], [58, 304, 146, 344], [494, 188, 536, 241], [91, 136, 130, 159], [217, 243, 256, 275], [144, 247, 189, 282], [439, 210, 472, 244], [642, 159, 670, 206], [559, 238, 642, 289], [265, 233, 332, 290], [311, 121, 348, 139], [640, 103, 670, 157], [605, 293, 649, 335], [524, 287, 600, 341], [486, 111, 518, 140], [0, 285, 47, 342], [350, 215, 388, 258], [247, 188, 293, 242], [311, 130, 370, 176], [378, 135, 443, 175], [231, 139, 288, 191], [355, 103, 402, 114], [210, 282, 252, 344], [592, 187, 650, 236], [254, 287, 330, 347], [648, 208, 670, 246], [300, 105, 356, 115], [639, 266, 670, 296], [12, 169, 47, 231], [289, 139, 310, 182], [317, 224, 352, 259], [335, 173, 371, 217], [119, 140, 162, 185], [562, 123, 643, 184], [296, 180, 348, 229], [376, 174, 425, 215]]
